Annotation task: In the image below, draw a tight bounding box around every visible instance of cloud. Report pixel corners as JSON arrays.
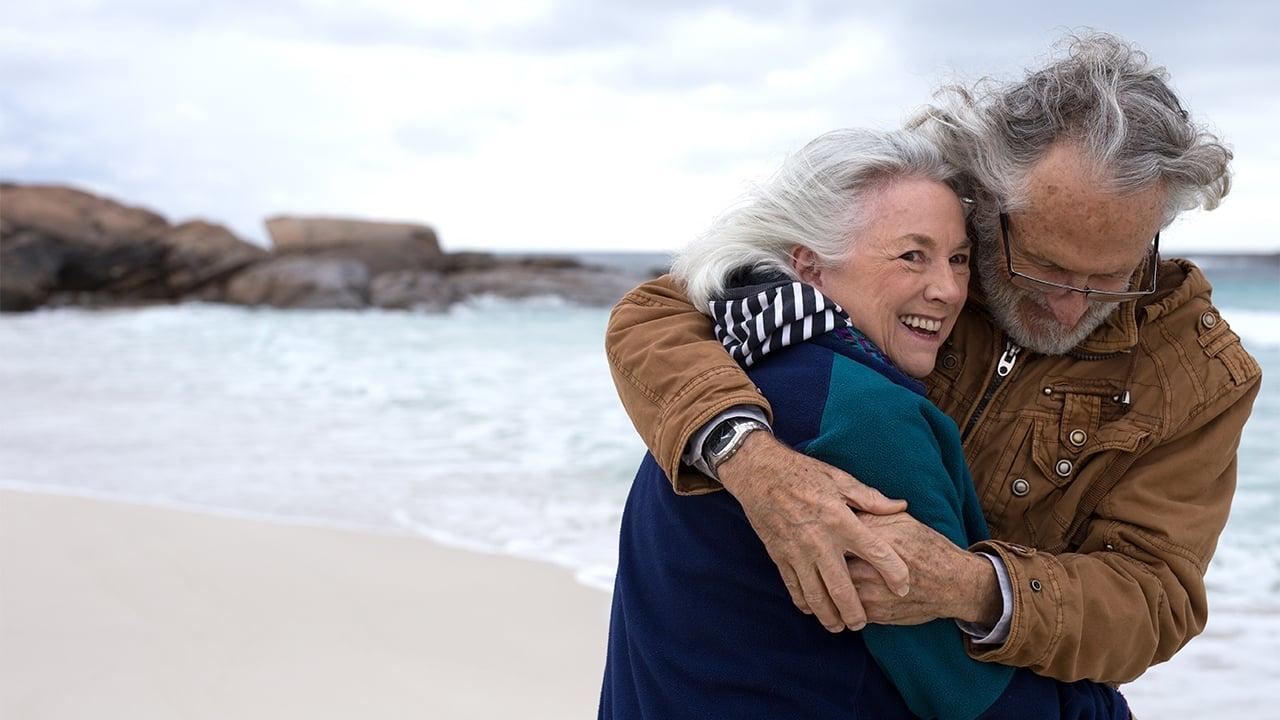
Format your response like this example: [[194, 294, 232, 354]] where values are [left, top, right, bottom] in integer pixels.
[[1, 0, 1276, 252]]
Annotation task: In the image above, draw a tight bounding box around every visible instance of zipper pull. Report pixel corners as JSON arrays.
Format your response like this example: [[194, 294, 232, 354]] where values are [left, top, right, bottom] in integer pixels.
[[996, 341, 1022, 377]]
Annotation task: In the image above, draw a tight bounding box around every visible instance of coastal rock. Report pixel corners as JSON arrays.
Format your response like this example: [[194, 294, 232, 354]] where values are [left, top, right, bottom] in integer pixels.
[[161, 221, 269, 296], [0, 183, 650, 313], [425, 251, 498, 274], [0, 183, 173, 309], [448, 266, 641, 307], [0, 184, 271, 310], [224, 257, 369, 309], [1, 183, 169, 248], [0, 224, 64, 311], [369, 270, 457, 311], [265, 216, 442, 276], [509, 255, 587, 270]]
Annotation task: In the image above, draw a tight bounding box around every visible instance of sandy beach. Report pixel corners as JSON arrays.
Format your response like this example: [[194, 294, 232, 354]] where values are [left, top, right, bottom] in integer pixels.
[[0, 489, 612, 720]]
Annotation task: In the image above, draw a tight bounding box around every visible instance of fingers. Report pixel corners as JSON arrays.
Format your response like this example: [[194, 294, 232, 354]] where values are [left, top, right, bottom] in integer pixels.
[[836, 472, 907, 515], [777, 563, 811, 615], [843, 520, 912, 597], [846, 558, 879, 583], [817, 555, 867, 631], [796, 565, 845, 633], [847, 559, 904, 624]]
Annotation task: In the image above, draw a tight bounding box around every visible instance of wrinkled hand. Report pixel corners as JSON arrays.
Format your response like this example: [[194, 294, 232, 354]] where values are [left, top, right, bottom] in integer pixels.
[[846, 512, 1000, 627], [717, 432, 911, 633]]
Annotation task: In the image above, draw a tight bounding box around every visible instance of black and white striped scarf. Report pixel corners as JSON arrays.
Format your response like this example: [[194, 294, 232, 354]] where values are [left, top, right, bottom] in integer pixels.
[[709, 280, 852, 367]]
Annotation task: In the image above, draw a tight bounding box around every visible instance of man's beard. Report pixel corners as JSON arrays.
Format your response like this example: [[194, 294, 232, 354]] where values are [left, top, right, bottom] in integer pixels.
[[974, 243, 1119, 356]]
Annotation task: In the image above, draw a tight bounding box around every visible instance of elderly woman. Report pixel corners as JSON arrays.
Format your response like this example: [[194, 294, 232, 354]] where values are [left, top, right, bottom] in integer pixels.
[[598, 129, 1128, 719]]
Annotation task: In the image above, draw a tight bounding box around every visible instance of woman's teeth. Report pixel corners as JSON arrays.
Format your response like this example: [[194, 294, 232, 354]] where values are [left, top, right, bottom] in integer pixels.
[[899, 315, 941, 333]]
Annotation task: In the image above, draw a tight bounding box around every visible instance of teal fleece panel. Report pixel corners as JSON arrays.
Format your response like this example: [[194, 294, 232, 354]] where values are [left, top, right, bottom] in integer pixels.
[[804, 353, 1014, 720]]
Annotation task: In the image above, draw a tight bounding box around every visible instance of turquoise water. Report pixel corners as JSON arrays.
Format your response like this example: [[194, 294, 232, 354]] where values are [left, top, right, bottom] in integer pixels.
[[1200, 262, 1280, 609]]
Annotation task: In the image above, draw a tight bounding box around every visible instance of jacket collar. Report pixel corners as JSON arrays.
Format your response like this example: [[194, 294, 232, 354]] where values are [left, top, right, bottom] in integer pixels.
[[1076, 258, 1208, 354]]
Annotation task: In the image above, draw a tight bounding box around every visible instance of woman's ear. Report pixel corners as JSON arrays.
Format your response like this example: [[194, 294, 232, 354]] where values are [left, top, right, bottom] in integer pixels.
[[791, 246, 823, 288]]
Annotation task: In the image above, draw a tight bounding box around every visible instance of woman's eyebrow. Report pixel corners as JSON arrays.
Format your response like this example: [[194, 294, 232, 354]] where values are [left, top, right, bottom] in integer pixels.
[[896, 233, 936, 248], [897, 234, 972, 251]]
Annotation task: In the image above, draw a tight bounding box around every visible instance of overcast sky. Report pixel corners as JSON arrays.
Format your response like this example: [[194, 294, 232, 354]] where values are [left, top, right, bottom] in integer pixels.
[[3, 1, 1277, 253]]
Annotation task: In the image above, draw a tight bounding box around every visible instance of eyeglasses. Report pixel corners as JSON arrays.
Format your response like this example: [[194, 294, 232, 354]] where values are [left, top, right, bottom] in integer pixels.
[[1000, 213, 1159, 302]]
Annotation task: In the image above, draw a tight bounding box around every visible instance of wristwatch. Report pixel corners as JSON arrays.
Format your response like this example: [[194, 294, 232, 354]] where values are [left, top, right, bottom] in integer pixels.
[[702, 417, 769, 481]]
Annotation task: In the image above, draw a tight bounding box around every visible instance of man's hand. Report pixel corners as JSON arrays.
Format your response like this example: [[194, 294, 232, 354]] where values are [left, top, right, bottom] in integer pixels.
[[716, 432, 911, 633], [846, 512, 1001, 627]]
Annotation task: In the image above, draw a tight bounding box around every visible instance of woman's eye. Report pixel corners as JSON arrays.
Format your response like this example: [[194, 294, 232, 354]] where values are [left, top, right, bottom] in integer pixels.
[[900, 250, 924, 263], [950, 253, 970, 266]]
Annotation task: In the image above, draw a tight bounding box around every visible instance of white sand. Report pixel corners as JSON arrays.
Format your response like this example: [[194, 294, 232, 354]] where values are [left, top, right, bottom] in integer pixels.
[[7, 487, 1268, 720], [0, 489, 612, 720]]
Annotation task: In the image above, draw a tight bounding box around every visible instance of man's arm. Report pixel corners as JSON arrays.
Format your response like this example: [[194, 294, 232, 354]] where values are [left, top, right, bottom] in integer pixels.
[[845, 379, 1259, 683], [605, 275, 911, 631], [966, 384, 1260, 683], [605, 275, 775, 493], [682, 405, 770, 478], [801, 377, 1126, 720]]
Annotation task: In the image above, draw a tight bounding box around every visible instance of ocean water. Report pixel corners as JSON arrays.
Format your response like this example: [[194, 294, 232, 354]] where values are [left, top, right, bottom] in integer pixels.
[[1, 259, 1276, 717]]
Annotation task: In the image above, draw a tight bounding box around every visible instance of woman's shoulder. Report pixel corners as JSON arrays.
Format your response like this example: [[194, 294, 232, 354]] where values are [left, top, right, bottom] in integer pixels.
[[745, 340, 947, 448], [743, 341, 842, 446], [744, 338, 838, 387], [822, 353, 935, 426], [802, 345, 957, 444]]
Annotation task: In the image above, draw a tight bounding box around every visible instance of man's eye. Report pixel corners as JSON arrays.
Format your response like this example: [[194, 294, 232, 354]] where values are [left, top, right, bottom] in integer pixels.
[[1093, 273, 1131, 289]]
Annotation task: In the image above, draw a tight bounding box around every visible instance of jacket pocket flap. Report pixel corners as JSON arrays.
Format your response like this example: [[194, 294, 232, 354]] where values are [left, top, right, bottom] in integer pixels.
[[1032, 418, 1149, 487]]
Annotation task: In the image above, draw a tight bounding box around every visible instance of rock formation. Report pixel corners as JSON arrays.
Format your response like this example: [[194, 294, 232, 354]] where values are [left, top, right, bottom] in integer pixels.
[[0, 183, 266, 310], [224, 257, 370, 309], [0, 182, 651, 313], [265, 216, 442, 276]]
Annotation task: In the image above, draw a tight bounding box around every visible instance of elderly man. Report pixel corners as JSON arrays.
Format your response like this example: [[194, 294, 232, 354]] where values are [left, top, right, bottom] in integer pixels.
[[604, 32, 1260, 684]]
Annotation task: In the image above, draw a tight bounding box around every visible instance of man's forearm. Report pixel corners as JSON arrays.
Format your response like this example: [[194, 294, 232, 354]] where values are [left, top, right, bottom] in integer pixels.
[[957, 554, 1014, 645], [605, 275, 771, 494], [954, 553, 1004, 628], [682, 405, 771, 479]]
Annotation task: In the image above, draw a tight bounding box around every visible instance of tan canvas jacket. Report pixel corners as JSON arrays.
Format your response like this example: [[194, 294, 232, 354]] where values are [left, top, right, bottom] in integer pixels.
[[604, 258, 1261, 684]]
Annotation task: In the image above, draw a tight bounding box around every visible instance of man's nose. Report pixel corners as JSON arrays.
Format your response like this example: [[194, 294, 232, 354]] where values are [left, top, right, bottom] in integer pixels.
[[1044, 291, 1090, 327]]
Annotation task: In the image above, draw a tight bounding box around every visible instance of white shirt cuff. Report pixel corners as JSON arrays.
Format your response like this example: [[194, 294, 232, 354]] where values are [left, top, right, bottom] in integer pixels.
[[955, 552, 1013, 645], [682, 405, 771, 478]]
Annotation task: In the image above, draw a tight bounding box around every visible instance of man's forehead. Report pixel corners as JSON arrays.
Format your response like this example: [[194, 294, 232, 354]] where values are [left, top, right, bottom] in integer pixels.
[[1015, 143, 1164, 270], [1024, 143, 1163, 215]]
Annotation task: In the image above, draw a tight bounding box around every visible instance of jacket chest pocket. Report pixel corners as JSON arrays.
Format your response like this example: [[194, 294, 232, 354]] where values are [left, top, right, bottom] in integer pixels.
[[988, 390, 1149, 549]]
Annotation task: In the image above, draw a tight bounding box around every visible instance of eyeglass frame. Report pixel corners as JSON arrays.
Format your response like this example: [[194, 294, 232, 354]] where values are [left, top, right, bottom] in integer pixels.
[[999, 212, 1160, 302]]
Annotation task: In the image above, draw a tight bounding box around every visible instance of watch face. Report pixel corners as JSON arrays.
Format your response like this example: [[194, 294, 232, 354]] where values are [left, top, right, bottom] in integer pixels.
[[707, 423, 736, 455]]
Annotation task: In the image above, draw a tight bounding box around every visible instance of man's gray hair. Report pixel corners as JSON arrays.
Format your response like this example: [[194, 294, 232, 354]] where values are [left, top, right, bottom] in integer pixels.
[[907, 31, 1231, 233], [675, 128, 961, 311]]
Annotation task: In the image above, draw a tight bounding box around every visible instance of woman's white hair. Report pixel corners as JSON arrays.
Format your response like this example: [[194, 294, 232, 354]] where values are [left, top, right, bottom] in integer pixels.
[[674, 128, 962, 311]]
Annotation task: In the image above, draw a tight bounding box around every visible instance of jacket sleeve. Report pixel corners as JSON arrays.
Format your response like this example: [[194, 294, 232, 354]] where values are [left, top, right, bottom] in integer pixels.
[[605, 274, 770, 495], [968, 379, 1261, 683]]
